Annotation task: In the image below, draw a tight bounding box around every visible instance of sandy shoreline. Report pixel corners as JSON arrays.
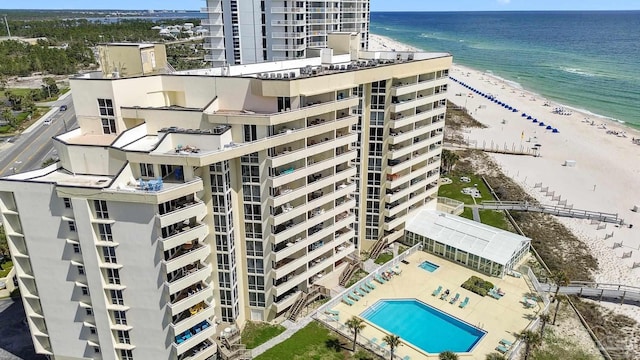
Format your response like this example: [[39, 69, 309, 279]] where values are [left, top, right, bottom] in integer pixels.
[[369, 33, 640, 323]]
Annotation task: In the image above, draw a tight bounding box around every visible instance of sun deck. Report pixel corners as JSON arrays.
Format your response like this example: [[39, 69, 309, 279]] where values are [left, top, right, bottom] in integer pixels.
[[317, 249, 539, 359]]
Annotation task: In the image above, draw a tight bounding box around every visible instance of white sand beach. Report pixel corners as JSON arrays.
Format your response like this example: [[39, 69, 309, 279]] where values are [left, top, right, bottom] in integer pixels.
[[369, 33, 640, 322]]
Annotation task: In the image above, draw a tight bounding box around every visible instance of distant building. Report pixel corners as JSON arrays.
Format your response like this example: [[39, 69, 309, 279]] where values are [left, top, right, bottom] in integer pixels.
[[201, 0, 370, 66], [97, 43, 169, 78]]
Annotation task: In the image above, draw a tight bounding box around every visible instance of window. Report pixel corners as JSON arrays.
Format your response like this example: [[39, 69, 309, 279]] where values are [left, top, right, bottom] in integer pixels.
[[246, 240, 263, 256], [110, 289, 124, 305], [98, 98, 114, 116], [248, 275, 265, 291], [94, 200, 109, 219], [68, 221, 76, 232], [90, 328, 96, 335], [103, 247, 117, 263], [218, 272, 231, 288], [107, 268, 121, 285], [98, 223, 113, 241], [139, 163, 154, 177], [94, 347, 100, 353], [120, 349, 133, 360], [243, 124, 257, 142], [78, 266, 85, 275], [63, 197, 72, 208], [117, 330, 131, 344], [101, 118, 116, 134], [277, 97, 291, 112], [73, 244, 81, 253], [249, 292, 266, 307], [81, 287, 89, 296], [247, 258, 264, 274], [86, 308, 93, 316], [114, 311, 127, 325]]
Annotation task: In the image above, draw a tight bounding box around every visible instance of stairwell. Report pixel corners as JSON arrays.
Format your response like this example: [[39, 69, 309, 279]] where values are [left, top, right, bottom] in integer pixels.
[[287, 285, 324, 321], [218, 328, 251, 360], [339, 257, 363, 286], [368, 237, 388, 262]]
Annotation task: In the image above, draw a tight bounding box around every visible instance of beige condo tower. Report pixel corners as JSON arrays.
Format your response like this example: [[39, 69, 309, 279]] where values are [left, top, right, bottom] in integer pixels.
[[0, 34, 450, 360]]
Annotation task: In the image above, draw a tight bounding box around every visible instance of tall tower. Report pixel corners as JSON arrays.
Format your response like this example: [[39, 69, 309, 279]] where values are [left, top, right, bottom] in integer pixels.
[[201, 0, 370, 66]]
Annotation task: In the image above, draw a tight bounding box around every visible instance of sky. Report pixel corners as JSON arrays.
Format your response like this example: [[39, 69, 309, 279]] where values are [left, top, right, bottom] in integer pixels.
[[0, 0, 638, 11]]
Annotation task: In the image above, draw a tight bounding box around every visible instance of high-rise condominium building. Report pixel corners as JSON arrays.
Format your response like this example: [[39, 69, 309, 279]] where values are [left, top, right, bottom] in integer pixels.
[[0, 34, 450, 360], [201, 0, 370, 65]]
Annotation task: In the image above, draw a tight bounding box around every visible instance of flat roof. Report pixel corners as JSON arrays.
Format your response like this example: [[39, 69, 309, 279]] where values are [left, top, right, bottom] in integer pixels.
[[405, 209, 531, 265]]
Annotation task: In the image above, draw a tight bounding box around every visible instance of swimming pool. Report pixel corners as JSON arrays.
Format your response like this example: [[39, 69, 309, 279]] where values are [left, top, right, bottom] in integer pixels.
[[361, 299, 485, 354], [419, 260, 440, 272]]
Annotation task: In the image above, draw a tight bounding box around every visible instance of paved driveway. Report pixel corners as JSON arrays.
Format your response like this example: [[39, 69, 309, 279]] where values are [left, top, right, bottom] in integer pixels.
[[0, 298, 46, 360]]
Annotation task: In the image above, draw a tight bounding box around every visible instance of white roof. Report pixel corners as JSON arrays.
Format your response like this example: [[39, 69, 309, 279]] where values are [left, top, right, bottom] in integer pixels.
[[405, 209, 530, 265]]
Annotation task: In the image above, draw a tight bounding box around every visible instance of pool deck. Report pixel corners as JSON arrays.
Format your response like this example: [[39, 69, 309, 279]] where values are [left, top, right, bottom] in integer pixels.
[[328, 251, 538, 359]]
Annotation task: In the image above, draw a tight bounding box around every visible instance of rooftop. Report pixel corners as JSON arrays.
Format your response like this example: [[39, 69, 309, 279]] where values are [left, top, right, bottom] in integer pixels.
[[405, 209, 531, 266]]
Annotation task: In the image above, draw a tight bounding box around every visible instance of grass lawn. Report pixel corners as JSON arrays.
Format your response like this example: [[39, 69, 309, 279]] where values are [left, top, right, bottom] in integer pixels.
[[241, 321, 286, 349], [374, 253, 393, 265], [254, 321, 370, 360], [346, 269, 368, 288], [531, 329, 600, 360], [478, 209, 510, 230], [437, 172, 494, 205], [0, 261, 13, 278], [4, 88, 32, 97]]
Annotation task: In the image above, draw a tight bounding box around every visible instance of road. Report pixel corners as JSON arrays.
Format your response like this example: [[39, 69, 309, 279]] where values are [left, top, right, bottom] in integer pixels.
[[0, 298, 46, 360], [0, 96, 77, 177]]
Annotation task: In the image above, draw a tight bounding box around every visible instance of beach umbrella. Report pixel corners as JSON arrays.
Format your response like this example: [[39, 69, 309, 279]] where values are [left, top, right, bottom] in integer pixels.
[[512, 109, 518, 112], [552, 128, 559, 133], [539, 122, 545, 126], [521, 113, 527, 117], [546, 125, 553, 130], [533, 119, 538, 123], [527, 116, 532, 120]]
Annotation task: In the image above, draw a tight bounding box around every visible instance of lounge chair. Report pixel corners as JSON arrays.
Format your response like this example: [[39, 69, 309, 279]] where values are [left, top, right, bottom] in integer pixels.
[[440, 291, 450, 300], [392, 265, 402, 275], [374, 274, 386, 284], [495, 345, 509, 354], [449, 293, 460, 304], [403, 356, 411, 360], [489, 289, 502, 299], [359, 285, 370, 294], [349, 291, 361, 301], [432, 285, 442, 296], [325, 309, 339, 316], [342, 296, 354, 306], [369, 338, 378, 348], [366, 281, 376, 290], [459, 297, 469, 308], [500, 339, 513, 346]]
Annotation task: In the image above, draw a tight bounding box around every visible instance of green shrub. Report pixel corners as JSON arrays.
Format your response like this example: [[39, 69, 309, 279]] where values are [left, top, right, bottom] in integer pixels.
[[461, 275, 494, 297]]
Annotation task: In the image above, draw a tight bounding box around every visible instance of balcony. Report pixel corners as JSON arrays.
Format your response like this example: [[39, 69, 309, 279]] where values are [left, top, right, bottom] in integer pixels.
[[273, 254, 309, 279], [160, 223, 209, 252], [168, 283, 211, 316], [200, 6, 222, 13], [158, 201, 206, 228], [271, 20, 306, 26], [385, 178, 426, 203], [274, 237, 308, 262], [163, 244, 211, 274], [274, 290, 301, 312], [201, 18, 223, 26], [180, 340, 217, 360], [165, 263, 212, 295], [272, 44, 306, 51], [271, 7, 306, 13], [271, 166, 356, 208], [173, 321, 216, 355], [171, 302, 215, 336]]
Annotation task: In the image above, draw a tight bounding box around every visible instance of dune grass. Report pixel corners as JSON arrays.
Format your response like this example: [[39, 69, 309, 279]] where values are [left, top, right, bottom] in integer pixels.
[[241, 321, 286, 349]]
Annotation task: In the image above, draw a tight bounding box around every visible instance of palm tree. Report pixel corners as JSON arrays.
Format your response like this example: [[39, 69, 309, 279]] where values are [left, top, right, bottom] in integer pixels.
[[552, 294, 566, 325], [517, 330, 542, 360], [441, 149, 460, 174], [485, 353, 506, 360], [538, 313, 551, 336], [550, 270, 570, 302], [345, 316, 366, 352], [382, 334, 401, 360], [484, 353, 507, 360], [439, 351, 459, 360]]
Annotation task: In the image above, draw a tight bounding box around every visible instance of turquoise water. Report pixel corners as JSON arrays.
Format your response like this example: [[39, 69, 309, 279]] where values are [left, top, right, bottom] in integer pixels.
[[360, 299, 485, 353], [371, 11, 640, 129], [419, 260, 440, 272]]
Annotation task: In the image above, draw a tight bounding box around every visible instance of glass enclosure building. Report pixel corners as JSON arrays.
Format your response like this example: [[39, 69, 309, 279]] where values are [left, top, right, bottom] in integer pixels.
[[404, 209, 531, 277]]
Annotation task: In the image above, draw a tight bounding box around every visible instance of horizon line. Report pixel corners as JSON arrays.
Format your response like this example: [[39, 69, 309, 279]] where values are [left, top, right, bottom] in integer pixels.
[[1, 8, 639, 12]]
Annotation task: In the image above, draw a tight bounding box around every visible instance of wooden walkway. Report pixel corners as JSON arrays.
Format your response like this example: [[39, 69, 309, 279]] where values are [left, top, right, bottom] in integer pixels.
[[540, 281, 640, 306], [478, 200, 624, 225], [447, 144, 539, 157]]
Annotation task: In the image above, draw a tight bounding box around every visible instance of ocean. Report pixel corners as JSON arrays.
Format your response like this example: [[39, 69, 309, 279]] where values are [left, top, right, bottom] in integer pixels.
[[370, 11, 640, 129]]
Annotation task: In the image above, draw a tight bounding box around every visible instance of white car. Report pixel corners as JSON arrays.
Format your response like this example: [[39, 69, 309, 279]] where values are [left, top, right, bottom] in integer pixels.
[[43, 119, 53, 125]]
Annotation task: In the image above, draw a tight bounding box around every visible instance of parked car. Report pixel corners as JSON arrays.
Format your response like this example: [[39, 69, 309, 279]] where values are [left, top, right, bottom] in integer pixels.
[[60, 105, 67, 111], [43, 119, 53, 125]]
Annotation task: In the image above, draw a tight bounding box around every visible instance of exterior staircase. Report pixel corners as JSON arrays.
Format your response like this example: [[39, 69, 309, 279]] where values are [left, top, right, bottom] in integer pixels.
[[286, 285, 325, 321], [218, 328, 251, 360], [368, 237, 388, 262], [339, 257, 363, 286]]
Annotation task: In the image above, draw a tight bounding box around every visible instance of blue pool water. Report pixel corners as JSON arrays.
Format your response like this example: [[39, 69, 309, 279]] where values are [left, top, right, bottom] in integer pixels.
[[361, 299, 485, 354], [419, 261, 440, 272]]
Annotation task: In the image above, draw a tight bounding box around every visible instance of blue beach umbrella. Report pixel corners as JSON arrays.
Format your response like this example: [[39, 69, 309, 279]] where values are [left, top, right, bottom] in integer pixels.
[[512, 109, 518, 112], [546, 125, 553, 130], [527, 116, 532, 120], [521, 113, 527, 117], [533, 119, 538, 123], [539, 122, 545, 126], [552, 128, 559, 133]]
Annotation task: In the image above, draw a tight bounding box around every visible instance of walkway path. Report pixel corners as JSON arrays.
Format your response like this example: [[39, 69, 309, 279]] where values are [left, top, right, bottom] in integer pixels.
[[541, 282, 640, 306], [250, 317, 314, 358], [471, 206, 481, 222], [478, 200, 624, 225]]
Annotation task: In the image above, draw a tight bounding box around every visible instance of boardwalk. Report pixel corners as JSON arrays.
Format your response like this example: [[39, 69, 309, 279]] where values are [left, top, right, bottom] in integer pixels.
[[478, 200, 624, 225], [541, 282, 640, 306]]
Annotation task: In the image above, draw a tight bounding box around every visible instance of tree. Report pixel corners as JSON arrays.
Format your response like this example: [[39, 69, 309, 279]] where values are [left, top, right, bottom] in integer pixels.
[[550, 270, 570, 302], [345, 316, 366, 352], [42, 77, 59, 99], [441, 149, 460, 174], [382, 334, 401, 360], [0, 225, 8, 258], [552, 294, 566, 325], [439, 351, 459, 360], [485, 353, 506, 360], [538, 312, 551, 337], [517, 330, 542, 360], [1, 107, 17, 128]]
